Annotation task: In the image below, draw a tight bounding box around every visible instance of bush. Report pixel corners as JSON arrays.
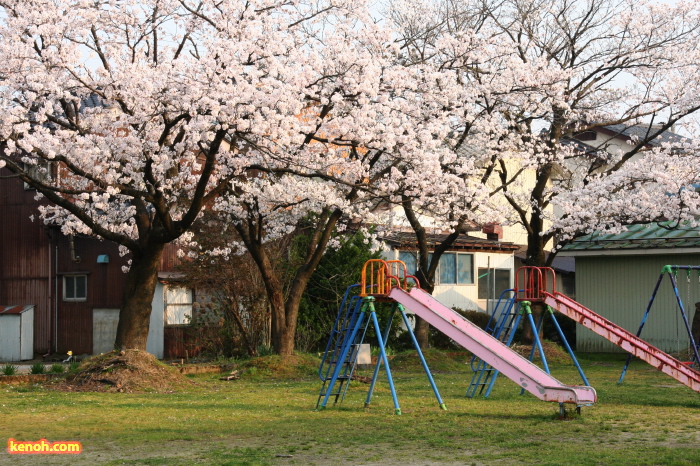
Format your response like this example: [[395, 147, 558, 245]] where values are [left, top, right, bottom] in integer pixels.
[[30, 363, 45, 374], [49, 363, 65, 374], [1, 364, 18, 376], [542, 313, 577, 349], [295, 228, 383, 353]]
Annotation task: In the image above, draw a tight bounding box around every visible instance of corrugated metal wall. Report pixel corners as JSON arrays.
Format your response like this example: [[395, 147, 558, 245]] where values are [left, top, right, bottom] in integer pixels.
[[0, 181, 54, 354], [2, 168, 210, 357], [575, 255, 700, 353]]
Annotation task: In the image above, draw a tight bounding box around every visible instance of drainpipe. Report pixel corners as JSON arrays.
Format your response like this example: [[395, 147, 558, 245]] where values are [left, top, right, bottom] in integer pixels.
[[55, 243, 59, 353], [45, 230, 52, 358], [69, 235, 81, 263]]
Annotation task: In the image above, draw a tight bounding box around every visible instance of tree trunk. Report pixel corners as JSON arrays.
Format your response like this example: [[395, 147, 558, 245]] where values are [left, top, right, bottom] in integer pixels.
[[413, 274, 436, 348], [114, 243, 166, 351], [522, 213, 549, 344], [236, 208, 342, 356]]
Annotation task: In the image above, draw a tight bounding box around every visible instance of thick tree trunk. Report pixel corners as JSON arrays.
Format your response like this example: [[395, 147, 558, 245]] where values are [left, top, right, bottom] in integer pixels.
[[522, 214, 549, 344], [237, 208, 342, 356], [413, 274, 436, 348], [114, 243, 166, 351]]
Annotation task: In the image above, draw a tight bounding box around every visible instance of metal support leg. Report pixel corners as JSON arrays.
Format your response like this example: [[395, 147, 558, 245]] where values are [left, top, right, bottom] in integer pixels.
[[369, 307, 401, 415], [365, 303, 397, 409], [399, 306, 446, 410], [547, 308, 590, 386]]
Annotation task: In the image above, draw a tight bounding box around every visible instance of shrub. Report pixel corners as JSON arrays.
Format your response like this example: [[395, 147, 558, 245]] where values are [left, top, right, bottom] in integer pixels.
[[30, 363, 45, 374], [1, 364, 18, 376], [49, 363, 65, 374]]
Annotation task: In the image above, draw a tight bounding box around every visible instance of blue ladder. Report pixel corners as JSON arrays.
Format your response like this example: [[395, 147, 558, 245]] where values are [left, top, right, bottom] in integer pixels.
[[466, 289, 521, 398], [317, 290, 446, 414], [316, 285, 368, 409]]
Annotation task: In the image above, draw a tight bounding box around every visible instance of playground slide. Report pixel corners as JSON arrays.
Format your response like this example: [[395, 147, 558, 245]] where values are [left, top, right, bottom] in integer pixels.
[[388, 287, 597, 406], [544, 292, 700, 393]]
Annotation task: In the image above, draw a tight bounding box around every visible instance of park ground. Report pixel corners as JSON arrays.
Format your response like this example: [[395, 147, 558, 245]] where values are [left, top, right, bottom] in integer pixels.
[[0, 351, 699, 465]]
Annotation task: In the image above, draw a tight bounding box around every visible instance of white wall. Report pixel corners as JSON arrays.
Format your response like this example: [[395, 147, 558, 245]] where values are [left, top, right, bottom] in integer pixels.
[[0, 314, 20, 361], [383, 249, 514, 313], [146, 282, 165, 359], [92, 308, 120, 354]]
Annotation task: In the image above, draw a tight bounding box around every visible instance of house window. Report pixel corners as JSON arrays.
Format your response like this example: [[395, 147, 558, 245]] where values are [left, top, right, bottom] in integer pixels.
[[400, 251, 474, 285], [63, 275, 87, 302], [165, 286, 193, 325], [439, 253, 474, 284], [574, 130, 596, 141], [399, 251, 417, 275], [477, 268, 511, 299]]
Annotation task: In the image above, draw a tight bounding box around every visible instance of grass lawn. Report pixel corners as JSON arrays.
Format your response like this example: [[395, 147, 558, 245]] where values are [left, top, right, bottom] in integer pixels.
[[1, 352, 699, 465]]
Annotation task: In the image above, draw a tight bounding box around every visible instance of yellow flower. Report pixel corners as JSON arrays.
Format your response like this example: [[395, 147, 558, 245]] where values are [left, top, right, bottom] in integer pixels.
[[67, 351, 73, 356]]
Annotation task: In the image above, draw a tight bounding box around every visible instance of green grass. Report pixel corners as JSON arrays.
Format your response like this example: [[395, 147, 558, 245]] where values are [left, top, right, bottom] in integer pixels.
[[1, 352, 699, 465]]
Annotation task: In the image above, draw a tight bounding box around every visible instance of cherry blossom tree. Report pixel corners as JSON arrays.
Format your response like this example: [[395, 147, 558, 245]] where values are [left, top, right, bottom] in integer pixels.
[[387, 0, 700, 267], [0, 0, 454, 354], [383, 0, 700, 344]]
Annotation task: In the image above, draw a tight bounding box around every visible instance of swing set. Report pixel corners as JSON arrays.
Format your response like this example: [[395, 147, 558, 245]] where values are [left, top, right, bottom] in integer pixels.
[[619, 265, 700, 384]]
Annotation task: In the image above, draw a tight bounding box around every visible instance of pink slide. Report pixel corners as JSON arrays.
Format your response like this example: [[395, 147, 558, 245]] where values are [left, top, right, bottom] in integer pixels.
[[388, 287, 597, 406], [544, 292, 700, 393]]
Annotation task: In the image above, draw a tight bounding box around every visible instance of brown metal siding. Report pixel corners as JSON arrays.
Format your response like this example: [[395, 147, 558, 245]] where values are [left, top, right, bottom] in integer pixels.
[[55, 234, 129, 354], [0, 176, 54, 354], [57, 304, 93, 354], [2, 169, 195, 357], [1, 172, 130, 355], [163, 326, 213, 359], [576, 254, 700, 353]]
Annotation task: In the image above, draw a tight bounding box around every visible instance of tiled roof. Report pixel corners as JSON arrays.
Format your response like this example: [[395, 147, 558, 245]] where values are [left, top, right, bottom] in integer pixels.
[[79, 93, 110, 111], [562, 222, 700, 252], [383, 232, 519, 252], [514, 249, 575, 273], [600, 124, 687, 147]]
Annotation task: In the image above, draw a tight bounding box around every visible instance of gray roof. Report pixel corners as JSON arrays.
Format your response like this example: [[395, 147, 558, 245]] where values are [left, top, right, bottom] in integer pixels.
[[78, 94, 110, 111], [600, 124, 687, 147], [562, 222, 700, 252]]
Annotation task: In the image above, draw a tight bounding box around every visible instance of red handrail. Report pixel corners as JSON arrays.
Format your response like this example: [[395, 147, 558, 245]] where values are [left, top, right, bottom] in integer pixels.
[[515, 266, 556, 302]]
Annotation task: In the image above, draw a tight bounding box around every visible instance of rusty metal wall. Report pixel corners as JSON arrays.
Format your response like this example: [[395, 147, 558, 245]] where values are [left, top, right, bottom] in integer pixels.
[[164, 326, 214, 359]]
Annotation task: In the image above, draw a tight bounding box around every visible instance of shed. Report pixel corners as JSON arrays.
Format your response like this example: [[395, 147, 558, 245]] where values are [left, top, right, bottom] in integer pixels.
[[559, 222, 700, 353], [0, 305, 35, 361]]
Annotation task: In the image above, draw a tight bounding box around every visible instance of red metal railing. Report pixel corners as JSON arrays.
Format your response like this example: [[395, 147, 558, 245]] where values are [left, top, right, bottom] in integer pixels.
[[515, 266, 556, 302]]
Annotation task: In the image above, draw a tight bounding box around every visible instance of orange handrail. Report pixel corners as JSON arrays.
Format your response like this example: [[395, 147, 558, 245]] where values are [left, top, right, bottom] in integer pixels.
[[360, 259, 420, 297]]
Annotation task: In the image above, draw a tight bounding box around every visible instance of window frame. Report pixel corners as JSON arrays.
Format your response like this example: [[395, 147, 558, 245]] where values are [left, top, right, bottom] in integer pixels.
[[63, 274, 88, 302], [398, 250, 474, 285], [477, 268, 512, 300]]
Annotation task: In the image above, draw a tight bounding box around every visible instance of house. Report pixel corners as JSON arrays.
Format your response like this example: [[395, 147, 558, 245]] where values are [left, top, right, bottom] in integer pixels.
[[558, 222, 700, 353], [0, 170, 200, 359], [382, 231, 519, 313]]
